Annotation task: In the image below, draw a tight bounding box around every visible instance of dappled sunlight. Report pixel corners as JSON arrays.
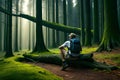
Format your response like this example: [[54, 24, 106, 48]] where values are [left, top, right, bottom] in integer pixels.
[[49, 46, 98, 54], [72, 0, 77, 7], [22, 0, 29, 13], [81, 46, 98, 54]]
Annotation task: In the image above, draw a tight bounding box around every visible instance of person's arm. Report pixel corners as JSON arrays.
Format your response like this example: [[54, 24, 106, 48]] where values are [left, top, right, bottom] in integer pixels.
[[59, 45, 64, 49], [59, 41, 70, 49]]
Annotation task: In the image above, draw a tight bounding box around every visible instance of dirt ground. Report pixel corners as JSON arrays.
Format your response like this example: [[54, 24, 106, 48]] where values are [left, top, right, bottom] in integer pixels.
[[25, 49, 120, 80], [27, 62, 120, 80]]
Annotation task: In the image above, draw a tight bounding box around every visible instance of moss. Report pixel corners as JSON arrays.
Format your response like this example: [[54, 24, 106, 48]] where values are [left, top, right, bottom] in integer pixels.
[[0, 57, 63, 80], [81, 46, 98, 54], [22, 53, 62, 65], [18, 14, 81, 35], [42, 20, 81, 35]]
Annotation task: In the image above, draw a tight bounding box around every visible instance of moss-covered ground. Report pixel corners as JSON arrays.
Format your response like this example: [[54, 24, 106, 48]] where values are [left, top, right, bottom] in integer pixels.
[[0, 46, 120, 80], [0, 51, 63, 80]]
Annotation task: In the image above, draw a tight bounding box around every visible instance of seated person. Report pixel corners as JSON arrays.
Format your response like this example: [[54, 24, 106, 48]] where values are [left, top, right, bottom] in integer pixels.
[[59, 33, 82, 70]]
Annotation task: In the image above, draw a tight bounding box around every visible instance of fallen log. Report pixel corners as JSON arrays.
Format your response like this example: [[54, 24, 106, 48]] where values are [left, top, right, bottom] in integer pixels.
[[22, 53, 118, 71]]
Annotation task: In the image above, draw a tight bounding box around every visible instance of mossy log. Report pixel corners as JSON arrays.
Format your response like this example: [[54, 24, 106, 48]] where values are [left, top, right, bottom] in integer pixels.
[[66, 59, 117, 71], [19, 14, 81, 35], [0, 7, 81, 35], [65, 54, 118, 70], [23, 53, 118, 71]]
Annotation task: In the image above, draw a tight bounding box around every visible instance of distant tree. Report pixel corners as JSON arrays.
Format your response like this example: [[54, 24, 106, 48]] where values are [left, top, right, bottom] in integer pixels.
[[52, 0, 56, 48], [0, 7, 2, 51], [32, 0, 35, 49], [67, 0, 73, 26], [63, 0, 67, 41], [4, 0, 7, 51], [47, 0, 50, 47], [28, 1, 32, 50], [14, 0, 19, 52], [56, 0, 60, 46], [5, 0, 13, 57], [19, 0, 23, 50], [33, 0, 48, 52], [97, 0, 120, 51]]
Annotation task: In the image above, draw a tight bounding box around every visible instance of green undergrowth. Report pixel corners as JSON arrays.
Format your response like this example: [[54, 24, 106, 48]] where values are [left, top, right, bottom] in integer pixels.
[[0, 56, 63, 80]]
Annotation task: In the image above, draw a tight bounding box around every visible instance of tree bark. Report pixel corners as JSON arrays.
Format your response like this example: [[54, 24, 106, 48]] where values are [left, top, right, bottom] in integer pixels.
[[33, 0, 48, 52], [14, 0, 19, 52], [93, 0, 100, 44], [84, 0, 92, 46], [56, 0, 60, 46], [5, 0, 13, 57], [63, 0, 67, 41], [97, 0, 120, 52], [80, 0, 85, 46], [52, 0, 56, 48]]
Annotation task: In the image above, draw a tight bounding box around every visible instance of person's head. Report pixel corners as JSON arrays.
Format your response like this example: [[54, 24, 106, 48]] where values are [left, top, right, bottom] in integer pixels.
[[68, 33, 76, 39]]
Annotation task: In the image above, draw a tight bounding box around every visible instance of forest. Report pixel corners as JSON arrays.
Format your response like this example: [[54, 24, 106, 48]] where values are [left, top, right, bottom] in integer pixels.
[[0, 0, 120, 80]]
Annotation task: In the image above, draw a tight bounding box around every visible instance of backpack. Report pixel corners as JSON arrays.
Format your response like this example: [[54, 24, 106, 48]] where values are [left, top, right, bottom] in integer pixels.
[[69, 38, 82, 53]]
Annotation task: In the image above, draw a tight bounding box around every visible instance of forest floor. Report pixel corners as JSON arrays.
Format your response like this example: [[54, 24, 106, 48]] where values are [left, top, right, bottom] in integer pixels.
[[25, 49, 120, 80], [27, 62, 120, 80]]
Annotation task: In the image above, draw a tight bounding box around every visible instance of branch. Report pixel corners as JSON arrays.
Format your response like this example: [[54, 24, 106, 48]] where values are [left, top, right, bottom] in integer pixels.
[[42, 20, 81, 35], [0, 6, 19, 16], [19, 14, 36, 22], [0, 7, 81, 34]]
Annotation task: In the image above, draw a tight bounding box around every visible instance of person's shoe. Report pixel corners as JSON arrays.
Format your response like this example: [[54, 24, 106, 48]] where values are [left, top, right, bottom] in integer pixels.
[[61, 61, 69, 71], [90, 53, 93, 57]]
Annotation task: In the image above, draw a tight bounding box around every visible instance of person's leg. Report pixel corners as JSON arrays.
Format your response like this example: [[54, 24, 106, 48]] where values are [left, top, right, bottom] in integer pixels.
[[59, 48, 67, 61], [59, 48, 69, 70]]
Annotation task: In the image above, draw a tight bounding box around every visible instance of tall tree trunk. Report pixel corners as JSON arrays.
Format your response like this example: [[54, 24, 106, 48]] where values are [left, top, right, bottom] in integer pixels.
[[98, 0, 104, 41], [28, 12, 32, 50], [47, 0, 50, 48], [5, 0, 13, 57], [4, 0, 7, 51], [56, 0, 60, 46], [52, 0, 56, 48], [14, 0, 19, 52], [67, 0, 73, 26], [97, 0, 120, 51], [93, 0, 99, 44], [84, 0, 92, 46], [32, 0, 35, 49], [80, 0, 85, 46], [45, 0, 48, 47], [0, 11, 2, 51], [63, 0, 67, 41], [19, 0, 22, 50], [77, 0, 80, 28], [33, 0, 48, 52]]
